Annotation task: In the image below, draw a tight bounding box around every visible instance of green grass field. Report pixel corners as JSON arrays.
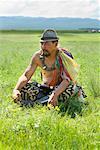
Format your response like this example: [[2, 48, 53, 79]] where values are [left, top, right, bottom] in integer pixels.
[[0, 31, 100, 150]]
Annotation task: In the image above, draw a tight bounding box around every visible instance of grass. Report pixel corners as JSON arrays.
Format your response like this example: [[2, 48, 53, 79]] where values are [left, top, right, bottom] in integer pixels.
[[0, 31, 100, 149]]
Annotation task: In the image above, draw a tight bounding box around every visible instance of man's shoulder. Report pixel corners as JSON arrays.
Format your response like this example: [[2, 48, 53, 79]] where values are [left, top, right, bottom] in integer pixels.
[[31, 50, 42, 64], [32, 50, 42, 59]]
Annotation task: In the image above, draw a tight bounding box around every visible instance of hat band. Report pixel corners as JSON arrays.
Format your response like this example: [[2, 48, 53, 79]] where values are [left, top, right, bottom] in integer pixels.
[[41, 37, 59, 40]]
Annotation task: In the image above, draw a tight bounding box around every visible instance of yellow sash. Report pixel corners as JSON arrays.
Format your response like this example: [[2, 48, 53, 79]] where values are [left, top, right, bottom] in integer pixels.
[[59, 49, 80, 82]]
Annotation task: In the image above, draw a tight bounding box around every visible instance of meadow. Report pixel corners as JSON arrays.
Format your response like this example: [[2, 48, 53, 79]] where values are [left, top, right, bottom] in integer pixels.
[[0, 31, 100, 150]]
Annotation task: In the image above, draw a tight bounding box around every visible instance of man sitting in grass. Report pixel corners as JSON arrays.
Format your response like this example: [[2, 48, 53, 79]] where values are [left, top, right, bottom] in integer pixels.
[[12, 29, 86, 110]]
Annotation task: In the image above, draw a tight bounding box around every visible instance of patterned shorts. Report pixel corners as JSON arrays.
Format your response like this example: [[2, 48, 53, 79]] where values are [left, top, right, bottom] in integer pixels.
[[16, 81, 86, 107]]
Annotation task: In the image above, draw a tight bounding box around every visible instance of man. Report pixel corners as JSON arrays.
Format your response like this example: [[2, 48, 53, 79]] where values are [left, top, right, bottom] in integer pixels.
[[12, 29, 86, 107]]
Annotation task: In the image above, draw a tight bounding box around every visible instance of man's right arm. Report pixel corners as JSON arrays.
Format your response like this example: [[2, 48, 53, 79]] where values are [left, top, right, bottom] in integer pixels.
[[12, 53, 38, 100]]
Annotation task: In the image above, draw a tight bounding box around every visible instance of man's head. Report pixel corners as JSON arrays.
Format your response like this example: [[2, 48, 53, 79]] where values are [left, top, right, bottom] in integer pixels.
[[40, 29, 59, 42], [40, 29, 59, 56]]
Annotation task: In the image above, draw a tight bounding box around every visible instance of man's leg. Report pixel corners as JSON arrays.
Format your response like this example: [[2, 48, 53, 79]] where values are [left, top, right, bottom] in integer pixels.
[[16, 81, 53, 107], [58, 82, 86, 103], [57, 82, 87, 115]]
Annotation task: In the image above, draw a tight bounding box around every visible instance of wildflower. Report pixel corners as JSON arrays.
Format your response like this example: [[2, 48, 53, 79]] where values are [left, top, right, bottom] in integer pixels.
[[55, 106, 60, 111], [47, 103, 54, 110], [34, 123, 39, 128]]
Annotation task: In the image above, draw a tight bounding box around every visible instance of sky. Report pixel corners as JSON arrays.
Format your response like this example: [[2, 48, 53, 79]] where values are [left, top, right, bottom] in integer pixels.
[[0, 0, 100, 19]]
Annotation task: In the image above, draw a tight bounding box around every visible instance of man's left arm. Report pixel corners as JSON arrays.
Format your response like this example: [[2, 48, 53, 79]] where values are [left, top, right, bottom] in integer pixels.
[[48, 79, 69, 106], [54, 79, 69, 96]]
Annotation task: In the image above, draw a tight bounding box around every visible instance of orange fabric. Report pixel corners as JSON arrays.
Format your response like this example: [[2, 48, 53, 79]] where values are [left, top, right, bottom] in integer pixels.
[[48, 69, 62, 86]]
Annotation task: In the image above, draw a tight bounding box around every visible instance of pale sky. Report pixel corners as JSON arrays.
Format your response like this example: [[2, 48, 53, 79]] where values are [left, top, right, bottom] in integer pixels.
[[0, 0, 100, 19]]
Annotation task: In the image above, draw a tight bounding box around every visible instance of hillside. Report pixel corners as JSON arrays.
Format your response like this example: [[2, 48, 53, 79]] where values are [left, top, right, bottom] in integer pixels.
[[0, 16, 100, 30]]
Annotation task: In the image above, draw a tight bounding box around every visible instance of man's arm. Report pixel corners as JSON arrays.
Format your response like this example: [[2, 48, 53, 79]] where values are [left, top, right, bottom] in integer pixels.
[[53, 79, 69, 96], [48, 79, 70, 106], [14, 54, 38, 91], [12, 54, 38, 100]]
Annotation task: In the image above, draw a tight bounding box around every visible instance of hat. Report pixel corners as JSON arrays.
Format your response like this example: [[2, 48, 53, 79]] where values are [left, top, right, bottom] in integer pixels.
[[40, 29, 59, 42]]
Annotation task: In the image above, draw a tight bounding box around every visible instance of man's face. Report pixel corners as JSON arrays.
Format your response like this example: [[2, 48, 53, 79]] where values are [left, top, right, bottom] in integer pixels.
[[40, 41, 57, 57]]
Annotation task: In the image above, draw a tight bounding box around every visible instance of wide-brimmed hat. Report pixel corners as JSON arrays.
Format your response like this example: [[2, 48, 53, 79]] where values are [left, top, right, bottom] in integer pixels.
[[40, 29, 59, 42]]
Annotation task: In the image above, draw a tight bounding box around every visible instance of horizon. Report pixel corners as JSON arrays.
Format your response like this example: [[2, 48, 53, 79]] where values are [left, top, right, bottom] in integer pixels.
[[0, 16, 100, 21], [0, 15, 99, 30]]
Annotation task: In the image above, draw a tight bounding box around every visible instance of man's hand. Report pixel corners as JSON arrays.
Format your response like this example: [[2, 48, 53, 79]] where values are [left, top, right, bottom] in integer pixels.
[[48, 92, 58, 107], [12, 89, 21, 102]]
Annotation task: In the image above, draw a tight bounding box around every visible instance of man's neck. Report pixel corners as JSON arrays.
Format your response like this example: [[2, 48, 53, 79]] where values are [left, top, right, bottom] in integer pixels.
[[48, 48, 58, 60]]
